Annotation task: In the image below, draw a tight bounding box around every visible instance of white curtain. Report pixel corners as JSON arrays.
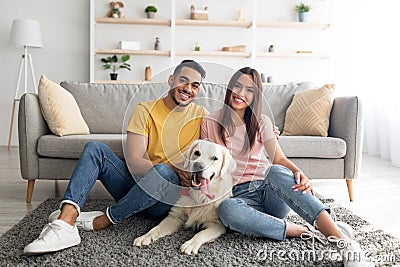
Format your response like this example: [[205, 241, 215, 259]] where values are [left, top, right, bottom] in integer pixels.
[[331, 0, 400, 167]]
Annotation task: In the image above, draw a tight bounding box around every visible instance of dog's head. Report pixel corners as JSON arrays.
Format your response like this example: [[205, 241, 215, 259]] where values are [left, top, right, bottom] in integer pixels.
[[183, 140, 236, 200]]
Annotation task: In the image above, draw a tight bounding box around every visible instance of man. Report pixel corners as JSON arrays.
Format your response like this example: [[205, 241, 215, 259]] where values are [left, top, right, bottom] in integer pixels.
[[24, 60, 207, 255]]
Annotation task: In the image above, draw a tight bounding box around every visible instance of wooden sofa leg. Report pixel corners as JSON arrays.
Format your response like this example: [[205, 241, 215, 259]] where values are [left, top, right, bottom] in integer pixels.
[[26, 180, 35, 203], [346, 179, 354, 202]]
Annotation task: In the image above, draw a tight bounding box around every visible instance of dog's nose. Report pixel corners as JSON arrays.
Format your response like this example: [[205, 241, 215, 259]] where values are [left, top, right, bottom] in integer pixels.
[[193, 162, 205, 172]]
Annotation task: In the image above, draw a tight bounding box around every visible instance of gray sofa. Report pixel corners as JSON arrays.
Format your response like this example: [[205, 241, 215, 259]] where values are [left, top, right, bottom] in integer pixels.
[[18, 81, 363, 203]]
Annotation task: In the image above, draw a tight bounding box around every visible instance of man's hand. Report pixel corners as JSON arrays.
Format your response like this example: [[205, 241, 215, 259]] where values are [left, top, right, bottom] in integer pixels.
[[167, 162, 192, 187], [291, 171, 314, 195], [273, 125, 280, 139]]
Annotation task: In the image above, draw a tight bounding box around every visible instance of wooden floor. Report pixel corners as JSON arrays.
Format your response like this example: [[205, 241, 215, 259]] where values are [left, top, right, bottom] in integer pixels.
[[1, 146, 400, 239]]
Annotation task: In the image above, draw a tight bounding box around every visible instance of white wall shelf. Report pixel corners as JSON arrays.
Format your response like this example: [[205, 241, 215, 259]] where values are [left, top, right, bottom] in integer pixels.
[[175, 51, 251, 58], [93, 80, 153, 84], [95, 49, 170, 56], [95, 17, 171, 26], [90, 0, 332, 83], [175, 19, 252, 28]]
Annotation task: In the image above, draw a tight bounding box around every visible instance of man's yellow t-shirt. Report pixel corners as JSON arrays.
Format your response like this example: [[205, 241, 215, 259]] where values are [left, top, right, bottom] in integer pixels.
[[127, 99, 207, 164]]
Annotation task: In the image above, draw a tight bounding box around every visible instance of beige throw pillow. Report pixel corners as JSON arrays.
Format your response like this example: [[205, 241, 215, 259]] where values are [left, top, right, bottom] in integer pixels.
[[38, 75, 90, 136], [282, 84, 335, 137]]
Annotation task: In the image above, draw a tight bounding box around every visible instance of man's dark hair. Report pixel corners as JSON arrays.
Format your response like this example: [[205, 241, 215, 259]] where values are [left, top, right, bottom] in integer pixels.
[[173, 59, 206, 79]]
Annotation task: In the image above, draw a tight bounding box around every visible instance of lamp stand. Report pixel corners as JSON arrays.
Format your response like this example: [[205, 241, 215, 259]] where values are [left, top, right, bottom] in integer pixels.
[[8, 46, 37, 151]]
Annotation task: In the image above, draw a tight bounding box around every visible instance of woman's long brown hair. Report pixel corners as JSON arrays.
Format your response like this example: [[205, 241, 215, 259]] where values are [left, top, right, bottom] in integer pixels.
[[218, 67, 262, 153]]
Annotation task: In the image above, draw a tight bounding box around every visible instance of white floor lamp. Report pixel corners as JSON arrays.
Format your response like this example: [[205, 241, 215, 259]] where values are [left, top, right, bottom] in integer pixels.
[[8, 19, 43, 151]]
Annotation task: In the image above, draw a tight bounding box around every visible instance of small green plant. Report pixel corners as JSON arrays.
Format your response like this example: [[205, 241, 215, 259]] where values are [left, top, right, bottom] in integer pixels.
[[101, 54, 131, 74], [194, 41, 200, 51], [295, 2, 311, 13], [145, 5, 158, 13]]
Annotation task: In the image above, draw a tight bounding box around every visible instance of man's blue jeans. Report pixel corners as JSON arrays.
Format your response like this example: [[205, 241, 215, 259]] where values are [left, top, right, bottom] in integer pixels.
[[218, 165, 330, 240], [63, 141, 181, 223]]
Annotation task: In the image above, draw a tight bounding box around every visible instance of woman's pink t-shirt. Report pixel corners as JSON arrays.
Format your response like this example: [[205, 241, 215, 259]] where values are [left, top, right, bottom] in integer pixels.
[[201, 110, 276, 185]]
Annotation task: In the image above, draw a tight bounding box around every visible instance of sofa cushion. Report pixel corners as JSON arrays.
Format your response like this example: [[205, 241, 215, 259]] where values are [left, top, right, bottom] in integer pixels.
[[262, 82, 312, 130], [37, 134, 124, 159], [38, 75, 90, 136], [60, 81, 227, 134], [194, 82, 226, 113], [60, 81, 170, 134], [278, 136, 346, 158], [282, 84, 335, 137], [60, 81, 312, 134], [37, 135, 345, 160]]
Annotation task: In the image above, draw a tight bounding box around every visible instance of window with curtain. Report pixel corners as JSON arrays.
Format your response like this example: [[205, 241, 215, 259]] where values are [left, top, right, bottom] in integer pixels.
[[330, 0, 400, 167]]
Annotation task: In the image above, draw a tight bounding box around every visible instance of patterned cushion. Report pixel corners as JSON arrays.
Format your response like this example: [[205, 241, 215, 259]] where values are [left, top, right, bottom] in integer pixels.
[[38, 75, 90, 136], [282, 84, 335, 137], [262, 82, 313, 130]]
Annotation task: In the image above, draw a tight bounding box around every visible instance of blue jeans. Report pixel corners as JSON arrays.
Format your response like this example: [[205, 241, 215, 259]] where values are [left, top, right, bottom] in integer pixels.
[[63, 141, 181, 223], [217, 165, 330, 241]]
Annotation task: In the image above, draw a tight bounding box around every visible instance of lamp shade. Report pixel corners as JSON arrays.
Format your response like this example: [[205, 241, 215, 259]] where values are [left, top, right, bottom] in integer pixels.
[[9, 19, 43, 48]]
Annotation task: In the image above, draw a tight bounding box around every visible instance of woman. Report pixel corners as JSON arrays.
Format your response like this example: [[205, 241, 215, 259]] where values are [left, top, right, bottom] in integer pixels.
[[201, 67, 372, 267]]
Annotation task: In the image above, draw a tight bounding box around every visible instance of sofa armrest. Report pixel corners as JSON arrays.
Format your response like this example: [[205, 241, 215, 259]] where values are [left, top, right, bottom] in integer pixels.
[[18, 93, 50, 180], [328, 96, 364, 179]]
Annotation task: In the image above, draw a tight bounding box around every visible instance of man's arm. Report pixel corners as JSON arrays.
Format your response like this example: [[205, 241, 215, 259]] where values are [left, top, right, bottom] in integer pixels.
[[125, 132, 191, 186], [125, 131, 153, 177]]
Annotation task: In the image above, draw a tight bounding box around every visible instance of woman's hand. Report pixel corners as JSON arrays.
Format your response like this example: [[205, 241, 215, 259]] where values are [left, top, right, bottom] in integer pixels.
[[273, 125, 280, 139], [291, 171, 314, 195]]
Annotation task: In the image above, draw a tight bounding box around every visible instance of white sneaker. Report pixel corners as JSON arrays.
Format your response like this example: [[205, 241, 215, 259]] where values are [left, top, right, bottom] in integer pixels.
[[48, 210, 104, 231], [328, 221, 375, 267], [23, 220, 81, 255], [336, 220, 355, 239], [341, 239, 375, 267]]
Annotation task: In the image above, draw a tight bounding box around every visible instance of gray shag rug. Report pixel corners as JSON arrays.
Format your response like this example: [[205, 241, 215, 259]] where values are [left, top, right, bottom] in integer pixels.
[[1, 198, 399, 266]]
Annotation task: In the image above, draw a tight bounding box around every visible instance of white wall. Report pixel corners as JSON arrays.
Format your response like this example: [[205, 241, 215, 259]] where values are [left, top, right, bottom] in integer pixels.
[[1, 0, 90, 146], [1, 0, 331, 146]]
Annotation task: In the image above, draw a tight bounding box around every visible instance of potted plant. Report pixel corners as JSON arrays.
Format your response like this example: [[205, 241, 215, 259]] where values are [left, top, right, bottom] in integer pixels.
[[268, 44, 275, 53], [145, 5, 158, 19], [194, 41, 200, 51], [294, 2, 311, 22], [101, 54, 131, 80]]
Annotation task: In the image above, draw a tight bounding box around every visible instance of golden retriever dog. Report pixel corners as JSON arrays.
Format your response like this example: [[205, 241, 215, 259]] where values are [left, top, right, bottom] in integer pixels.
[[134, 140, 236, 255]]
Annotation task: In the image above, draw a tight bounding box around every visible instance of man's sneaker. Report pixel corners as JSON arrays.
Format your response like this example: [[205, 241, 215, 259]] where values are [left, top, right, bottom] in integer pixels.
[[48, 210, 104, 231], [328, 221, 375, 267], [23, 220, 80, 255]]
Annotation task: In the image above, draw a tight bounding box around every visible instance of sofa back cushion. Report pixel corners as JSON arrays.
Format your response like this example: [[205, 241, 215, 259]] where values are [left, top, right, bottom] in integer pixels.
[[262, 82, 312, 130], [60, 82, 169, 134], [60, 81, 312, 134]]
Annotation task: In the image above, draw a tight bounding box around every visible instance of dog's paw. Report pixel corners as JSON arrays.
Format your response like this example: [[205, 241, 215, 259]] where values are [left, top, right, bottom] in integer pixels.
[[133, 233, 158, 247], [180, 239, 202, 255]]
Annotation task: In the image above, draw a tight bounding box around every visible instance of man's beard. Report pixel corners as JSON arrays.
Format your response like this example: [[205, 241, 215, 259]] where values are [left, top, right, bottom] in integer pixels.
[[172, 89, 192, 107]]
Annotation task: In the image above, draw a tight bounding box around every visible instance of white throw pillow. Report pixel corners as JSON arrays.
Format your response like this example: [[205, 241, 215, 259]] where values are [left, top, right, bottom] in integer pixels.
[[282, 84, 335, 137], [38, 75, 90, 136]]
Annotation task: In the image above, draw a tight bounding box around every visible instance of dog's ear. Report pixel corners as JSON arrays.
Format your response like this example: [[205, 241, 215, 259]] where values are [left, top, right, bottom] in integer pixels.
[[117, 1, 124, 7], [220, 146, 236, 178], [182, 140, 200, 170], [109, 2, 116, 7]]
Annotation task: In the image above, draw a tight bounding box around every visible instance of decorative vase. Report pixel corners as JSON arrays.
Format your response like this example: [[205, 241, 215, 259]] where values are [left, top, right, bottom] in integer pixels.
[[298, 12, 308, 22], [146, 12, 155, 19], [268, 45, 275, 53], [261, 73, 266, 83], [110, 73, 118, 80], [154, 37, 160, 50], [145, 66, 152, 81]]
